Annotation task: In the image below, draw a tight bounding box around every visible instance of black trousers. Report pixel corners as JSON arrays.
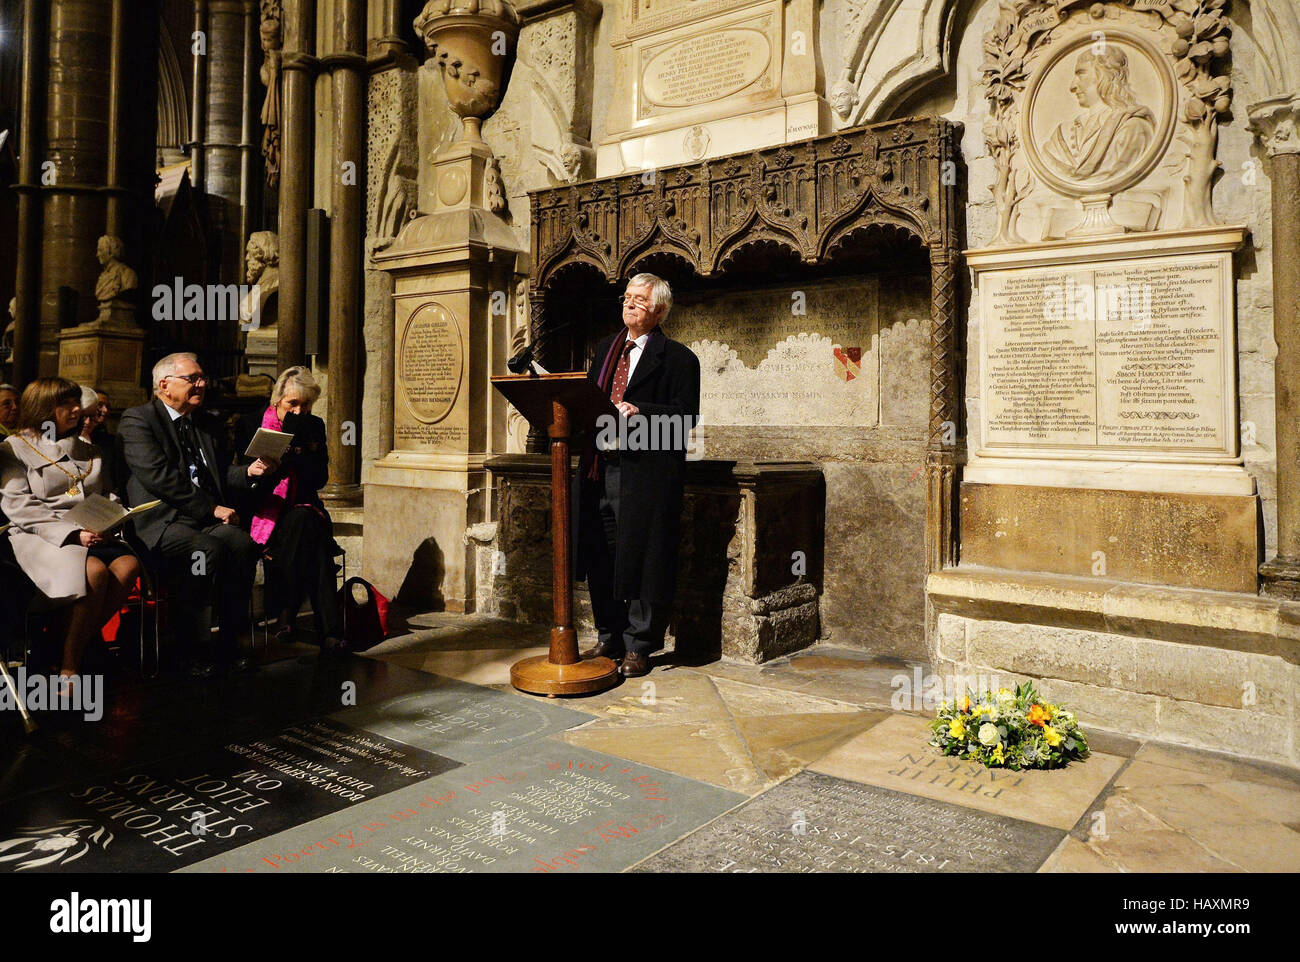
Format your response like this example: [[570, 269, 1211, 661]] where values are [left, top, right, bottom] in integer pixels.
[[264, 506, 342, 641], [578, 460, 670, 657], [155, 519, 259, 660]]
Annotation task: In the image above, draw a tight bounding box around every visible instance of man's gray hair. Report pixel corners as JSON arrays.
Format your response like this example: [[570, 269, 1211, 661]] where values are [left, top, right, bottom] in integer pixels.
[[272, 365, 321, 406], [79, 384, 100, 411], [0, 383, 16, 396], [627, 272, 673, 322], [152, 352, 199, 392]]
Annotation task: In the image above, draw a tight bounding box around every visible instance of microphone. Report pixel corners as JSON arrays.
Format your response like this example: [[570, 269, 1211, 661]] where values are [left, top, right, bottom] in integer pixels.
[[507, 343, 549, 377]]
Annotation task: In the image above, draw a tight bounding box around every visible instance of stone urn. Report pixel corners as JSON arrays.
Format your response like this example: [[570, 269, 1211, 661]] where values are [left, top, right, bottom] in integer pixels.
[[415, 0, 520, 145]]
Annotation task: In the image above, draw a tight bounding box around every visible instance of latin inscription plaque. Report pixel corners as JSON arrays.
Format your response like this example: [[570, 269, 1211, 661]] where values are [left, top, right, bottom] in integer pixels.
[[980, 252, 1231, 456], [641, 28, 771, 110]]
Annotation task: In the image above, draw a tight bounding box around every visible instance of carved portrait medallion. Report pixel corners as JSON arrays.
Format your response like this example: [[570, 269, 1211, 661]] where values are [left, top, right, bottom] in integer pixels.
[[1021, 31, 1175, 199]]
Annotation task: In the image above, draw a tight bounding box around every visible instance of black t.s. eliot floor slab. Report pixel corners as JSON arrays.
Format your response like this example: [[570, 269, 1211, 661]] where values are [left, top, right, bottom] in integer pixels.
[[633, 771, 1065, 873], [0, 717, 458, 872], [183, 743, 746, 874], [0, 655, 441, 809]]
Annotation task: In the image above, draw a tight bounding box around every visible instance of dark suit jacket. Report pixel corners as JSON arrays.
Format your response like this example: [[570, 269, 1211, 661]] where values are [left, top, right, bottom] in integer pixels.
[[117, 396, 255, 548], [574, 326, 701, 603]]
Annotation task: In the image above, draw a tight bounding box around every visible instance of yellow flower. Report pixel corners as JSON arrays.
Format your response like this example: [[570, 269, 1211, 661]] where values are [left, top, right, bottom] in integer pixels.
[[973, 704, 992, 717], [1044, 703, 1056, 721], [1043, 725, 1062, 747], [948, 718, 966, 739], [991, 743, 1005, 765]]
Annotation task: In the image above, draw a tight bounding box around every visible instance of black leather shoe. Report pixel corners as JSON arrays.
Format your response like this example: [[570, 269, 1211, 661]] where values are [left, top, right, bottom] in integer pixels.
[[582, 640, 624, 662], [619, 651, 650, 677]]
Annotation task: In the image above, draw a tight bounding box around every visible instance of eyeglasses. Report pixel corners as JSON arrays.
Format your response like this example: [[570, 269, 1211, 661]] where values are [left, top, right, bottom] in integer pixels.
[[167, 373, 209, 386]]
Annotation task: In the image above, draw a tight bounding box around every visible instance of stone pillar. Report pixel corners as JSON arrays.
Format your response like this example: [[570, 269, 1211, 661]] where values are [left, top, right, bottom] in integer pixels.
[[204, 0, 257, 287], [11, 0, 47, 385], [40, 0, 114, 369], [276, 0, 315, 369], [105, 0, 127, 237], [321, 0, 367, 504], [1252, 97, 1300, 599], [188, 0, 208, 194], [367, 0, 527, 611]]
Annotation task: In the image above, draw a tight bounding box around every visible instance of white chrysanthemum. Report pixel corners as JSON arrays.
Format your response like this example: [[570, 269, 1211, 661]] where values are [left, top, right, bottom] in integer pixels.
[[978, 723, 1000, 746]]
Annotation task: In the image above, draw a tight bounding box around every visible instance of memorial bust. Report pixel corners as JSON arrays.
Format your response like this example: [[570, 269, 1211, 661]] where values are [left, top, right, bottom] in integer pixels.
[[1042, 48, 1155, 185], [241, 230, 280, 329], [94, 235, 138, 304]]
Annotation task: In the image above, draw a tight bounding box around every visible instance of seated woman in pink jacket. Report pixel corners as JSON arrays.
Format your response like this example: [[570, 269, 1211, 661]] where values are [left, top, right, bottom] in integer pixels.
[[250, 367, 345, 652], [0, 378, 141, 682]]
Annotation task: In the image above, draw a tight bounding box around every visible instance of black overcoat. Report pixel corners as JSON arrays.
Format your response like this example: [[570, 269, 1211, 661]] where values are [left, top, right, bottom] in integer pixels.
[[573, 326, 701, 603]]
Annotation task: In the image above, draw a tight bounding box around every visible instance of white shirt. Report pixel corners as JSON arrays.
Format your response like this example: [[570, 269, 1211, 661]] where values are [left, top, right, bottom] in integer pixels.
[[624, 332, 651, 384], [163, 401, 210, 484]]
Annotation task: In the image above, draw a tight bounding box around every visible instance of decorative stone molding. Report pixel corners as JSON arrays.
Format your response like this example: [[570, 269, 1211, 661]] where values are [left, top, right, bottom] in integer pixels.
[[1248, 96, 1300, 157], [834, 0, 956, 126], [258, 0, 283, 187], [980, 0, 1234, 243]]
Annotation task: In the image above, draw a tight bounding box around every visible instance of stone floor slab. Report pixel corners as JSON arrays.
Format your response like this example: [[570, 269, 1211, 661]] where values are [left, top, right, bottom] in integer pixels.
[[1184, 819, 1300, 872], [1090, 829, 1241, 873], [334, 675, 589, 764], [634, 772, 1064, 873], [0, 718, 457, 872], [185, 743, 744, 873], [808, 713, 1123, 830], [1038, 835, 1119, 873]]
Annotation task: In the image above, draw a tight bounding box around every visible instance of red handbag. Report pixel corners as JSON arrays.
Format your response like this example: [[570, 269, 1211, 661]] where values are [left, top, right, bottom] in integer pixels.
[[337, 577, 390, 651]]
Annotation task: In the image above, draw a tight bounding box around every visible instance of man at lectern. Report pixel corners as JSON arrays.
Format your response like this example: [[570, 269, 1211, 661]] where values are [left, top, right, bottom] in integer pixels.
[[576, 273, 701, 678]]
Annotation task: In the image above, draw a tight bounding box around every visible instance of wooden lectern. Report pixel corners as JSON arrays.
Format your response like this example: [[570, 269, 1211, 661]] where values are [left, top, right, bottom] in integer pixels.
[[490, 372, 621, 696]]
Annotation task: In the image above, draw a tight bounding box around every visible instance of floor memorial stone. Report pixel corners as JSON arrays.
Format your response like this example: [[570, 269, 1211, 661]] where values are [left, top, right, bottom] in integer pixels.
[[0, 718, 458, 872], [334, 675, 590, 763], [184, 743, 746, 873], [633, 772, 1065, 873], [809, 713, 1123, 829]]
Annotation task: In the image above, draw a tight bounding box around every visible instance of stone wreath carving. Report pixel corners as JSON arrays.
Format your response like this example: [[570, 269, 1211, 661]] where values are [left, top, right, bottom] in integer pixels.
[[981, 0, 1232, 244]]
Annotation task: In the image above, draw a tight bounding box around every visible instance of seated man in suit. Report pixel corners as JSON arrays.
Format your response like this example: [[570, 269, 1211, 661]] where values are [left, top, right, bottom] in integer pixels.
[[118, 352, 277, 675]]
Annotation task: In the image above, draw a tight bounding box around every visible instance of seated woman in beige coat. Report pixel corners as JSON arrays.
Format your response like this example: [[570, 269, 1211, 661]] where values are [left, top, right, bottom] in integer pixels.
[[0, 378, 141, 681]]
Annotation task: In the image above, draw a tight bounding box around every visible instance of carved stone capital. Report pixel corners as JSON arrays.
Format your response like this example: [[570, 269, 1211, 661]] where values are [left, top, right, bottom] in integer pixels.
[[1248, 96, 1300, 158]]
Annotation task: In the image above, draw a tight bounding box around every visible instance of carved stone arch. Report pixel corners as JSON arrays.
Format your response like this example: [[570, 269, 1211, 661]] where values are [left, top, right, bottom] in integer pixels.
[[818, 188, 930, 262], [838, 0, 962, 125], [537, 247, 609, 291], [616, 224, 699, 282], [823, 219, 929, 264], [156, 16, 190, 154], [710, 218, 806, 276]]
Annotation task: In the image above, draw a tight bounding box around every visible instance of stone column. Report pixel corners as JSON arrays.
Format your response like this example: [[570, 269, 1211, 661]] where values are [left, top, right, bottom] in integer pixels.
[[276, 0, 315, 369], [926, 247, 959, 572], [40, 0, 114, 366], [105, 0, 127, 237], [1252, 97, 1300, 599], [321, 0, 367, 504], [188, 0, 208, 194], [204, 0, 257, 287], [11, 0, 47, 385]]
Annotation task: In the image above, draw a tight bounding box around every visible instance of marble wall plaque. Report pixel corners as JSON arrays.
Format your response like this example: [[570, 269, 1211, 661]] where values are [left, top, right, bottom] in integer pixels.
[[980, 252, 1231, 456], [0, 719, 457, 873], [185, 744, 745, 873], [399, 302, 463, 425], [639, 23, 773, 118], [633, 772, 1064, 872]]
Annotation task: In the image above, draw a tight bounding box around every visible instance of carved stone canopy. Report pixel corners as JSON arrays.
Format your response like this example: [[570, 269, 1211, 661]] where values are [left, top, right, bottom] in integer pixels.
[[530, 117, 960, 290], [525, 116, 966, 570]]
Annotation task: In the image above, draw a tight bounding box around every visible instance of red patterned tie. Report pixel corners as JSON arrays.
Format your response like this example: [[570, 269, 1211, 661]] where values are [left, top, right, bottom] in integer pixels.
[[609, 341, 635, 405]]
